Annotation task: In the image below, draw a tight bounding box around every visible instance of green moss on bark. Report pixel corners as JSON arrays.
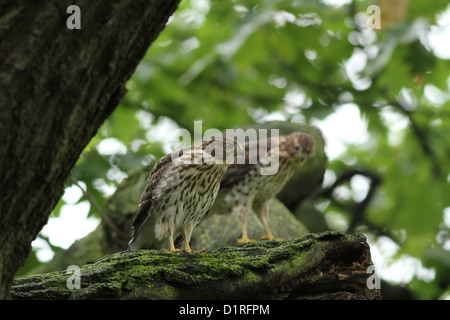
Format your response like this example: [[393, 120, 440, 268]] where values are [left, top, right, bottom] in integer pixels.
[[11, 231, 381, 300]]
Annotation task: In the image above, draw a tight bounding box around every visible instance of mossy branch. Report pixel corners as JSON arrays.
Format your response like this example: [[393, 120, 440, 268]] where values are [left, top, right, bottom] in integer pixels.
[[11, 232, 381, 300]]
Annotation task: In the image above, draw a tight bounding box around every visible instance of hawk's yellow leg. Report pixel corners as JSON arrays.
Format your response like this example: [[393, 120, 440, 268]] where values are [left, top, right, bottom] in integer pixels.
[[260, 219, 275, 241], [180, 228, 192, 253], [237, 217, 256, 243], [256, 202, 284, 241], [182, 228, 207, 253], [168, 234, 180, 252]]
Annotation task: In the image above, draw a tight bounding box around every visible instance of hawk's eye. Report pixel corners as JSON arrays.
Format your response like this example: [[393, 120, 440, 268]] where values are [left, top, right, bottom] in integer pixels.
[[294, 145, 301, 151], [226, 143, 234, 150]]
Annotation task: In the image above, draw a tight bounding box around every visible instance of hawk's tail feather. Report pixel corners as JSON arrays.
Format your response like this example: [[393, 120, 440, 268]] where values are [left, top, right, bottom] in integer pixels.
[[128, 236, 139, 251]]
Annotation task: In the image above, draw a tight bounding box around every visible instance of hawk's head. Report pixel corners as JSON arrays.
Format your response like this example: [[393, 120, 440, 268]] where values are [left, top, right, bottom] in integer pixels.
[[284, 132, 316, 163]]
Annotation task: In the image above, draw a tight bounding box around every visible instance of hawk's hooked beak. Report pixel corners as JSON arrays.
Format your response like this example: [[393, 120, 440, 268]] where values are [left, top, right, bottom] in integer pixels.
[[299, 150, 313, 163]]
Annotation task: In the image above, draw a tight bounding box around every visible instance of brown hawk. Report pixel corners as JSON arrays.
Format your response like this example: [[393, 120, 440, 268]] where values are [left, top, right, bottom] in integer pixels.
[[219, 132, 316, 243], [128, 137, 243, 252]]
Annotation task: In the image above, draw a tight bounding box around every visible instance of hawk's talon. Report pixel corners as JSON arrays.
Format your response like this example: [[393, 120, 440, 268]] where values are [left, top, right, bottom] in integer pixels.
[[161, 248, 181, 253], [181, 248, 207, 253], [260, 235, 285, 241], [236, 237, 256, 244]]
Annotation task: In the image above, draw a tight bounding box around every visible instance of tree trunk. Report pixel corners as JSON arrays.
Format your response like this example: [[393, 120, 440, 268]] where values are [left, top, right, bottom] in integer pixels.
[[0, 0, 180, 299], [10, 232, 382, 300]]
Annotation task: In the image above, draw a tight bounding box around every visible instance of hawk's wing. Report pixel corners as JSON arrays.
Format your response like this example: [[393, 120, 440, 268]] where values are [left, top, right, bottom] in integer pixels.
[[220, 137, 275, 190], [219, 163, 256, 190], [129, 150, 181, 244]]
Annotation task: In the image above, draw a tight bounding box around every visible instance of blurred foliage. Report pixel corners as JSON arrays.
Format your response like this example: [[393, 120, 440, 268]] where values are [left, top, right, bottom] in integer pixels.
[[20, 0, 450, 299]]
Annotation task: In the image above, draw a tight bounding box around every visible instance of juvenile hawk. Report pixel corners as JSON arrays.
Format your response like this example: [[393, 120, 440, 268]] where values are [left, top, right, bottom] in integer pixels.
[[129, 137, 242, 252], [220, 132, 316, 243]]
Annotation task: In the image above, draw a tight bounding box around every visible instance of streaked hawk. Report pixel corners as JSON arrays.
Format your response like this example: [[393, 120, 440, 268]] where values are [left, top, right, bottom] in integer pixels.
[[129, 137, 242, 252], [220, 132, 316, 243]]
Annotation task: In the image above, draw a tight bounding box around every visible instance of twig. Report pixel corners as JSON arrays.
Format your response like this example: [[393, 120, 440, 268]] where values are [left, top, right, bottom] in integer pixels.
[[392, 102, 442, 178], [69, 176, 126, 238], [313, 168, 382, 233]]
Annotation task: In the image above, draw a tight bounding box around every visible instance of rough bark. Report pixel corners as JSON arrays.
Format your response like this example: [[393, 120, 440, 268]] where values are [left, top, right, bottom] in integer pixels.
[[0, 0, 180, 299], [11, 231, 381, 300]]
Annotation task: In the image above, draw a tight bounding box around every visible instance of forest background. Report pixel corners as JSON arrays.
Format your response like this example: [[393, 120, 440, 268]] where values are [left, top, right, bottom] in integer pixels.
[[17, 0, 450, 300]]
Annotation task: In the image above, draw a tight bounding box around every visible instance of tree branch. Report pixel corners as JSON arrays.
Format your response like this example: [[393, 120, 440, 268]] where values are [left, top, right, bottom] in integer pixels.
[[11, 231, 381, 300], [313, 168, 382, 233], [70, 176, 126, 238], [392, 102, 442, 178]]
